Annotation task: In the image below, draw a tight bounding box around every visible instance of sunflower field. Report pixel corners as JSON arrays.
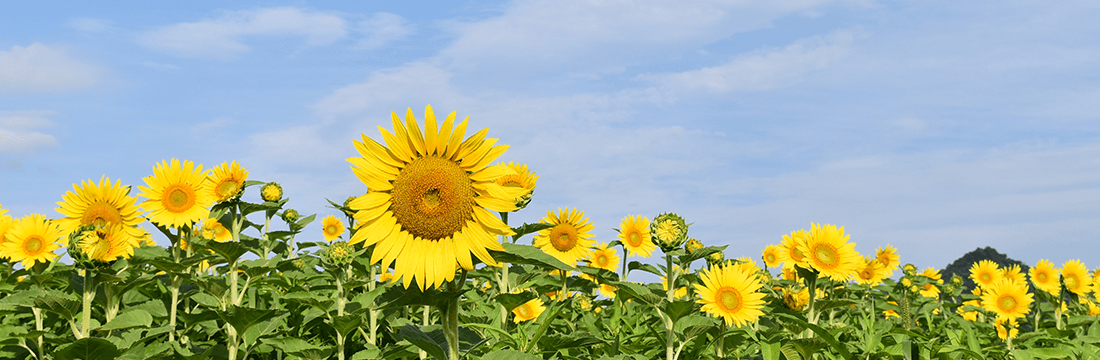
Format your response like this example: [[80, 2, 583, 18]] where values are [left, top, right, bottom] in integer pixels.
[[3, 106, 1100, 360]]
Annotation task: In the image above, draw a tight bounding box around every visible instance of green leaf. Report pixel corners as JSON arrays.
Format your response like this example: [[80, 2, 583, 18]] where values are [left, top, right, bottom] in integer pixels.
[[34, 290, 81, 320], [482, 349, 542, 360], [628, 261, 662, 277], [761, 342, 782, 360], [217, 306, 284, 335], [610, 281, 662, 305], [375, 283, 464, 309], [660, 300, 697, 323], [331, 314, 363, 337], [494, 292, 538, 312], [55, 338, 122, 360], [204, 241, 250, 264], [813, 299, 857, 312], [97, 309, 152, 331], [395, 324, 447, 360], [510, 222, 555, 242], [775, 313, 855, 360], [489, 243, 577, 271], [1013, 347, 1074, 359], [676, 245, 727, 266], [537, 332, 603, 350]]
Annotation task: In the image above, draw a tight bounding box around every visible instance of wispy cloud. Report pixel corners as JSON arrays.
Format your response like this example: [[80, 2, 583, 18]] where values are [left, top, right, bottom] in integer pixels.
[[354, 12, 413, 50], [0, 111, 59, 154], [137, 7, 348, 60], [68, 18, 117, 33], [0, 44, 104, 93]]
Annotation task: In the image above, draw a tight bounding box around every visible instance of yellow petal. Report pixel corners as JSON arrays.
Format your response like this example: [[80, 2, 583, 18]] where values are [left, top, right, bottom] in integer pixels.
[[437, 111, 455, 157], [349, 192, 391, 210], [379, 125, 413, 163], [475, 196, 518, 213], [452, 232, 474, 270], [468, 164, 516, 182], [405, 108, 427, 156], [360, 135, 404, 168], [445, 116, 469, 160], [469, 144, 510, 171], [455, 127, 488, 161], [459, 138, 498, 169], [472, 206, 515, 236]]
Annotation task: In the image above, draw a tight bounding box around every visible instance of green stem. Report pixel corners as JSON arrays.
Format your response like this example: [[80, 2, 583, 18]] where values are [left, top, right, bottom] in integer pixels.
[[620, 243, 629, 282], [420, 306, 430, 360], [81, 268, 94, 339], [32, 307, 44, 357], [336, 270, 346, 317], [498, 212, 510, 329], [665, 253, 676, 360], [369, 265, 378, 346]]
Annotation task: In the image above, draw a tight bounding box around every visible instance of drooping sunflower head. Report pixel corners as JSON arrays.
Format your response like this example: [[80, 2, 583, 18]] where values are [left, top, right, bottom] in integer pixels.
[[260, 182, 283, 202], [208, 161, 249, 203], [855, 256, 885, 286], [796, 223, 860, 281], [586, 242, 619, 272], [694, 261, 767, 327], [493, 161, 537, 210], [322, 215, 345, 242], [618, 214, 654, 258], [534, 207, 596, 265], [138, 159, 214, 229], [1027, 259, 1059, 294], [201, 218, 232, 242], [346, 106, 518, 290], [2, 214, 64, 268], [779, 229, 808, 267], [875, 245, 900, 276], [513, 297, 546, 323], [783, 286, 809, 312], [1061, 259, 1092, 296], [54, 176, 146, 242], [970, 260, 1001, 289], [761, 244, 785, 268], [76, 223, 139, 263], [651, 212, 688, 253], [981, 278, 1034, 320]]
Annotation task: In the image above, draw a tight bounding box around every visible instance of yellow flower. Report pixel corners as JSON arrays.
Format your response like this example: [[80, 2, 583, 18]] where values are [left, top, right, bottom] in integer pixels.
[[201, 218, 232, 242], [919, 267, 944, 298], [1087, 301, 1100, 317], [883, 309, 899, 319], [54, 176, 146, 241], [981, 278, 1033, 320], [2, 214, 63, 267], [1000, 264, 1026, 285], [994, 317, 1018, 341], [684, 238, 703, 253], [260, 182, 283, 202], [346, 106, 517, 290], [513, 297, 546, 323], [378, 269, 395, 283], [208, 161, 248, 202], [957, 299, 981, 321], [781, 266, 801, 282], [533, 208, 596, 265], [779, 229, 808, 267], [77, 224, 140, 262], [0, 211, 13, 260], [493, 162, 537, 209], [138, 159, 214, 229], [761, 244, 784, 268], [322, 215, 344, 242], [875, 245, 900, 277], [784, 287, 809, 311], [586, 242, 619, 272], [598, 283, 617, 299], [695, 261, 766, 327], [1028, 259, 1060, 295], [969, 260, 1001, 289], [1062, 259, 1092, 296], [855, 256, 885, 286], [618, 215, 654, 258], [796, 223, 860, 281]]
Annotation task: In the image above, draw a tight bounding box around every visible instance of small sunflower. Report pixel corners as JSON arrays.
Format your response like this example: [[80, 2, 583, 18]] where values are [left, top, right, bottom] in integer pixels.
[[322, 215, 345, 242], [201, 218, 232, 242], [994, 317, 1019, 341], [618, 215, 655, 258], [855, 256, 885, 286], [533, 208, 596, 265], [981, 278, 1033, 320], [1062, 259, 1092, 296], [208, 161, 248, 202], [0, 212, 13, 260], [761, 244, 784, 268], [779, 229, 808, 268], [138, 159, 214, 229], [875, 245, 900, 276], [970, 260, 1001, 289], [513, 297, 546, 323], [76, 224, 140, 262], [918, 267, 944, 298], [54, 176, 146, 240], [598, 283, 617, 299], [586, 242, 619, 272], [796, 223, 860, 281], [1000, 264, 1026, 285], [493, 162, 537, 209], [261, 182, 283, 202], [2, 214, 64, 267], [957, 299, 981, 322], [695, 262, 767, 327]]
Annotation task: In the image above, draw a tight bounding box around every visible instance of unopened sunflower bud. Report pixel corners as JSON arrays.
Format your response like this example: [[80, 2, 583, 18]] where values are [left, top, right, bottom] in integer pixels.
[[706, 251, 725, 266], [260, 182, 283, 202], [321, 241, 354, 268], [342, 196, 357, 217], [684, 238, 703, 253], [950, 274, 964, 287], [651, 213, 689, 253], [902, 263, 917, 277], [281, 209, 300, 223]]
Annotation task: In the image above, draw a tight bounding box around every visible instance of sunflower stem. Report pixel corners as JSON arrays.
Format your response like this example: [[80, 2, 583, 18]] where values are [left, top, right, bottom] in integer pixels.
[[80, 267, 94, 339], [368, 265, 378, 346], [420, 306, 430, 360], [443, 271, 466, 360], [665, 252, 676, 360], [498, 212, 511, 329]]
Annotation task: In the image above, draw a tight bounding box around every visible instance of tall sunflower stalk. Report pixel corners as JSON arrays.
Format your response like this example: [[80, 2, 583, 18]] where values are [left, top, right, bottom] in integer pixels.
[[651, 212, 688, 360]]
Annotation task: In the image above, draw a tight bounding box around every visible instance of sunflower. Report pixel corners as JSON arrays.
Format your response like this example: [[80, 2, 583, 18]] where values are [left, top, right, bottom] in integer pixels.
[[207, 161, 248, 202], [618, 215, 654, 258], [533, 208, 596, 265], [0, 211, 13, 259], [796, 223, 860, 281], [598, 283, 617, 299], [981, 278, 1033, 320], [1000, 264, 1026, 285], [781, 266, 801, 282], [138, 159, 214, 229], [694, 262, 767, 327], [493, 162, 537, 209], [201, 218, 232, 242], [54, 176, 145, 241], [919, 267, 944, 298], [322, 215, 345, 242], [651, 213, 688, 252], [513, 297, 546, 323], [994, 317, 1019, 341], [783, 287, 809, 311], [761, 244, 784, 268], [2, 214, 64, 267], [957, 299, 981, 322], [260, 182, 283, 202], [1062, 259, 1092, 296], [346, 106, 518, 290], [586, 242, 619, 272], [778, 229, 808, 268], [855, 256, 885, 286], [970, 260, 1001, 289], [77, 224, 140, 262], [875, 245, 900, 276]]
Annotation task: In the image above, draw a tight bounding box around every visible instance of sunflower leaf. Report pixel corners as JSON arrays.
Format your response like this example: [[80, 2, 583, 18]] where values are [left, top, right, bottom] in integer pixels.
[[510, 222, 555, 242], [676, 245, 727, 266], [395, 324, 448, 360], [490, 243, 576, 272], [203, 241, 250, 265], [628, 261, 663, 277], [660, 299, 697, 323], [96, 309, 152, 332], [494, 292, 538, 312], [54, 338, 121, 360], [482, 349, 541, 360]]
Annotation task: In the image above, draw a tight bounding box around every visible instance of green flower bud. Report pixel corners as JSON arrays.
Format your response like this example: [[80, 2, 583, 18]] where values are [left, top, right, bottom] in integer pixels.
[[684, 238, 703, 253], [321, 240, 355, 268], [651, 212, 689, 253], [281, 209, 300, 223], [261, 182, 283, 202]]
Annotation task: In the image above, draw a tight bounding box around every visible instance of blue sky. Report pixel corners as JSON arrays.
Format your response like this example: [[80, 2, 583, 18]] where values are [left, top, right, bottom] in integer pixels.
[[3, 0, 1100, 272]]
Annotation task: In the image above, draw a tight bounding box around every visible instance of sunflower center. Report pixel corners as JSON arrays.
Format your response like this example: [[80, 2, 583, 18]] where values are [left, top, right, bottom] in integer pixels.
[[860, 268, 874, 280], [500, 179, 522, 188], [325, 224, 340, 236], [516, 304, 532, 318], [716, 287, 742, 312], [791, 247, 805, 261], [391, 156, 475, 240], [765, 253, 776, 263], [980, 273, 991, 283], [1037, 272, 1048, 282], [595, 253, 609, 267], [626, 231, 642, 247], [214, 224, 228, 238], [24, 236, 43, 253], [163, 184, 196, 213], [82, 201, 122, 227], [549, 224, 578, 252], [998, 295, 1017, 312], [813, 244, 838, 267], [216, 180, 240, 199]]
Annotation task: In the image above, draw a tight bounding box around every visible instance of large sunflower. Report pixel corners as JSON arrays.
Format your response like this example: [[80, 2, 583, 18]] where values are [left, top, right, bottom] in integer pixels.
[[77, 223, 140, 262], [207, 161, 248, 203], [346, 106, 518, 290], [493, 162, 537, 208], [796, 223, 860, 281], [618, 215, 655, 258], [1061, 259, 1092, 296], [2, 214, 64, 267], [586, 242, 619, 272], [694, 261, 766, 327], [1027, 259, 1059, 295], [981, 278, 1033, 320], [778, 229, 808, 268], [54, 176, 145, 240], [534, 208, 596, 265], [138, 159, 214, 229], [969, 260, 1001, 289]]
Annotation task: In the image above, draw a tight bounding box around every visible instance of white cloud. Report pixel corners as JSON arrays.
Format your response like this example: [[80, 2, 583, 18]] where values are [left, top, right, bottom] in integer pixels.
[[0, 43, 104, 93], [314, 62, 470, 118], [138, 7, 348, 60], [639, 30, 860, 93], [354, 12, 413, 50], [68, 18, 116, 33], [0, 111, 58, 154]]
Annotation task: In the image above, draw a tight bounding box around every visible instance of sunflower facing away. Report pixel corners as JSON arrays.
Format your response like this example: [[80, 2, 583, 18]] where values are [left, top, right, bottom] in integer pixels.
[[981, 278, 1034, 320], [346, 106, 518, 290], [54, 176, 145, 241], [138, 159, 214, 229], [586, 242, 619, 272], [534, 208, 596, 265], [0, 208, 12, 259], [761, 244, 785, 268], [201, 218, 232, 243], [1028, 259, 1060, 295], [1061, 259, 1092, 296], [618, 215, 655, 258], [77, 224, 140, 262], [969, 260, 1001, 289], [694, 261, 766, 327], [2, 214, 64, 267], [208, 161, 248, 203], [321, 215, 345, 242], [995, 317, 1019, 341], [512, 297, 546, 323], [493, 162, 537, 209], [796, 223, 860, 281]]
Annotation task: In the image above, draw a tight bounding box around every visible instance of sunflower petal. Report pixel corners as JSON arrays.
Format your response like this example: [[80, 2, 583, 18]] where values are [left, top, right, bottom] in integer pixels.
[[437, 111, 455, 157], [349, 192, 391, 211], [469, 144, 511, 171], [452, 232, 474, 270], [445, 116, 469, 159], [423, 106, 438, 156], [468, 164, 516, 182], [379, 125, 413, 163], [459, 138, 498, 169], [405, 108, 427, 156], [455, 127, 488, 160]]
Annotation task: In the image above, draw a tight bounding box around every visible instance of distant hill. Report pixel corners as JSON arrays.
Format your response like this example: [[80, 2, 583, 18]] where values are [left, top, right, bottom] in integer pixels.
[[941, 246, 1030, 291]]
